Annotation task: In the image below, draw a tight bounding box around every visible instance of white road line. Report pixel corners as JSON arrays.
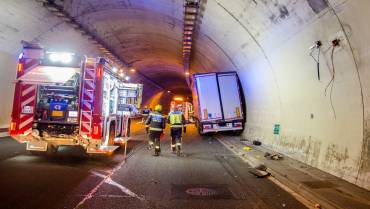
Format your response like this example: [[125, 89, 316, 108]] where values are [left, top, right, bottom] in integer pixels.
[[91, 171, 144, 200], [73, 143, 146, 209], [214, 136, 314, 209]]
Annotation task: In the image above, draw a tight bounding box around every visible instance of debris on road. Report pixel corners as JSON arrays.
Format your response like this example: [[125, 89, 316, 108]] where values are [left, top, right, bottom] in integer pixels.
[[314, 203, 322, 208], [249, 168, 271, 178], [255, 164, 267, 171], [243, 146, 252, 151], [264, 152, 283, 160], [250, 164, 270, 178], [252, 140, 262, 146]]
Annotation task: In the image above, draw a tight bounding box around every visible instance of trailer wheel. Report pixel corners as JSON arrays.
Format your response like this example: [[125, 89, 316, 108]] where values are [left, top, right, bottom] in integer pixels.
[[108, 123, 116, 145]]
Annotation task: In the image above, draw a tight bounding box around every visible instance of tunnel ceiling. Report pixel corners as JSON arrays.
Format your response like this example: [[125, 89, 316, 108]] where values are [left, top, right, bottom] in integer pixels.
[[61, 0, 190, 95], [0, 0, 339, 97], [1, 0, 318, 96]]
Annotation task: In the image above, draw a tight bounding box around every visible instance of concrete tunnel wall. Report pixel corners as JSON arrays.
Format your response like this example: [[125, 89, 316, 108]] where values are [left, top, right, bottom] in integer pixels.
[[190, 0, 369, 190], [0, 0, 369, 190]]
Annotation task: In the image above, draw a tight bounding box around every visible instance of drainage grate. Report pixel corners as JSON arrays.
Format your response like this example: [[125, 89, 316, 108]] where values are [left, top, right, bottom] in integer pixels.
[[171, 184, 234, 199]]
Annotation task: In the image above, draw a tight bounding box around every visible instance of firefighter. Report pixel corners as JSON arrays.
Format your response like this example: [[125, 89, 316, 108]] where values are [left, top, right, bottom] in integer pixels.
[[167, 105, 186, 156], [145, 104, 166, 156], [141, 106, 150, 123]]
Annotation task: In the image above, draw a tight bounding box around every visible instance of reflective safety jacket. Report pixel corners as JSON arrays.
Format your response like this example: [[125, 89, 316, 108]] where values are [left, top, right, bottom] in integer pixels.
[[167, 110, 186, 128], [145, 111, 166, 131]]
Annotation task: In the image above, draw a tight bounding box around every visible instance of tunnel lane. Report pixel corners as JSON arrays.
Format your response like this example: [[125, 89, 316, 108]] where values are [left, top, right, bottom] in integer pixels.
[[0, 124, 306, 209]]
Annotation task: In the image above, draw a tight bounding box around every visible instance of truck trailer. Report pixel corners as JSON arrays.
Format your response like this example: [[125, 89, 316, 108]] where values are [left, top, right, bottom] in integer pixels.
[[192, 72, 246, 135], [9, 44, 143, 154]]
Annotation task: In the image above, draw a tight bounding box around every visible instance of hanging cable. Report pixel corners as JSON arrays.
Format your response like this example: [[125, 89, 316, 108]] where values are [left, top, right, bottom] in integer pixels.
[[309, 41, 322, 80], [324, 39, 340, 119]]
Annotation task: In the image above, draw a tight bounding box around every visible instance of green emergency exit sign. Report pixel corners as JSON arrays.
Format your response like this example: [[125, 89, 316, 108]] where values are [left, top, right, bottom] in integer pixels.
[[274, 124, 280, 135]]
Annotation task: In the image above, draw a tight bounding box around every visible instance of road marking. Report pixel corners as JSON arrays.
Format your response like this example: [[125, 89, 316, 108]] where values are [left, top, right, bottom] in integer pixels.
[[91, 171, 144, 200], [73, 142, 146, 209], [215, 136, 314, 209]]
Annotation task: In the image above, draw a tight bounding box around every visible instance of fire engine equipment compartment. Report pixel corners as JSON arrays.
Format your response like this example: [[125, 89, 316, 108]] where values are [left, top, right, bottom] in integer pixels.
[[33, 73, 80, 138]]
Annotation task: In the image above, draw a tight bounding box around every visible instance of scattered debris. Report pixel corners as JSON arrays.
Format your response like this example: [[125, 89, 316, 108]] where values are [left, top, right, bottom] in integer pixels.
[[243, 146, 252, 151], [249, 168, 271, 178], [314, 203, 322, 209], [255, 164, 267, 171], [253, 140, 262, 145], [250, 164, 270, 177], [264, 152, 283, 160]]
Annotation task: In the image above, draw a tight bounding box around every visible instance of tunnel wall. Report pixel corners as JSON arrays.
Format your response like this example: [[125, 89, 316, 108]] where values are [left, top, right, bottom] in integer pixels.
[[0, 51, 17, 130], [194, 0, 369, 189]]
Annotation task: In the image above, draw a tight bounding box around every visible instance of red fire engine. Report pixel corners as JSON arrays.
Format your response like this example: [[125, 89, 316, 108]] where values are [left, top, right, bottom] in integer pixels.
[[9, 44, 143, 154]]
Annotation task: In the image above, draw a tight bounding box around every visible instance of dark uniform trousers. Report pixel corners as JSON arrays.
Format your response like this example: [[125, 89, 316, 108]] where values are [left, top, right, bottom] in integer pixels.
[[171, 127, 182, 147]]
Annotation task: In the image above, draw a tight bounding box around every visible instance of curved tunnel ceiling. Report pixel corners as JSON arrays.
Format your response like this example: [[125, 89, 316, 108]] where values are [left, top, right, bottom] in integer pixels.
[[63, 0, 190, 95]]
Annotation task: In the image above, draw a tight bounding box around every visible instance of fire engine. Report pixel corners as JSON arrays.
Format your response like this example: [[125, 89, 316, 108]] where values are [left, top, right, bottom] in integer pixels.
[[169, 97, 193, 122], [9, 43, 143, 154]]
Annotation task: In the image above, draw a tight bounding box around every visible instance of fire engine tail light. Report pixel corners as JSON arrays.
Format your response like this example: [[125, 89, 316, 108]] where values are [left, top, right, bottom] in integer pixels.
[[9, 121, 17, 132], [203, 124, 212, 130], [91, 124, 101, 139], [17, 63, 23, 73], [96, 66, 102, 78]]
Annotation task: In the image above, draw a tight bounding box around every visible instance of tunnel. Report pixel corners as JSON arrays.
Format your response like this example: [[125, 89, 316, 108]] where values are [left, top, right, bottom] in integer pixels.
[[0, 0, 369, 209]]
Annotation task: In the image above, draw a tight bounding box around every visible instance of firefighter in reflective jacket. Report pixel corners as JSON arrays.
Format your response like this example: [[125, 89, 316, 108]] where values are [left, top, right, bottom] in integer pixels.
[[145, 105, 166, 155], [167, 105, 186, 155]]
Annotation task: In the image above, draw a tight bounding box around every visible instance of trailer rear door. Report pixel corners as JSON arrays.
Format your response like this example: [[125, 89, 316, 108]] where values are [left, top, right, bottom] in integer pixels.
[[217, 73, 243, 120], [195, 74, 222, 121]]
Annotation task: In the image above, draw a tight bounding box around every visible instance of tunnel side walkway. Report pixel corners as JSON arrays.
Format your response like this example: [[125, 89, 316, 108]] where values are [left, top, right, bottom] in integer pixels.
[[216, 135, 370, 209]]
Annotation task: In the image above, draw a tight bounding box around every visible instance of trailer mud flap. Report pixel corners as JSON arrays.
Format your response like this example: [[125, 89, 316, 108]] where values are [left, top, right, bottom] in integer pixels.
[[27, 141, 48, 151]]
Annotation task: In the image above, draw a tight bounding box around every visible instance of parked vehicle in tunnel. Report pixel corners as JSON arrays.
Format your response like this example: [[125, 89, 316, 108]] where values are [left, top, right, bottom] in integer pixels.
[[9, 45, 143, 154], [192, 72, 246, 135]]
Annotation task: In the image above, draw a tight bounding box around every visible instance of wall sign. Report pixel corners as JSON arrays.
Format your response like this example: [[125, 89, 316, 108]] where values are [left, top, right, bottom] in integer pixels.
[[274, 124, 280, 135]]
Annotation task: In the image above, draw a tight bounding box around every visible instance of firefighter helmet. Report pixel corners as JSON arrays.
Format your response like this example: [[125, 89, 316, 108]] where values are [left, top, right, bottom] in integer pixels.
[[154, 105, 162, 112]]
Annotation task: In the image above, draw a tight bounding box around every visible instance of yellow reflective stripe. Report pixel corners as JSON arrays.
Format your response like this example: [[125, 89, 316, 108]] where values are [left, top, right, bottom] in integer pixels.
[[176, 143, 181, 146], [171, 125, 183, 128], [171, 144, 176, 148], [150, 113, 163, 117], [149, 127, 163, 131]]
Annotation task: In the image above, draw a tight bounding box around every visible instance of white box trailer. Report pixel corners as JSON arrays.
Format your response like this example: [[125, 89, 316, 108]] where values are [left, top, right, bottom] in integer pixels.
[[192, 72, 245, 135]]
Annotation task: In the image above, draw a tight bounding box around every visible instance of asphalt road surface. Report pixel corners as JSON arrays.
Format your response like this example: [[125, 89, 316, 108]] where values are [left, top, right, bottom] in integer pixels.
[[0, 123, 305, 209]]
